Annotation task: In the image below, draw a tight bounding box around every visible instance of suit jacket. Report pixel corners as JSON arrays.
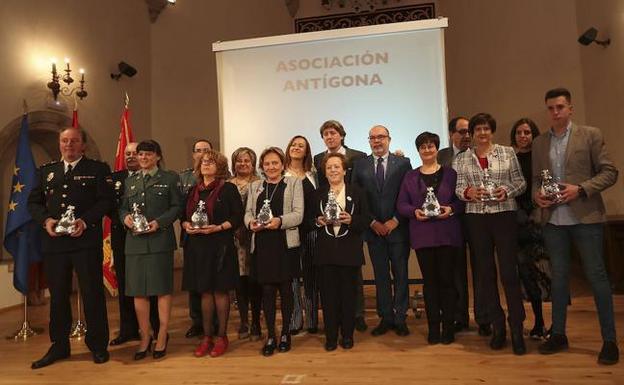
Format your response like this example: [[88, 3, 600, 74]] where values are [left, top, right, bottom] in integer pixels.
[[119, 169, 182, 255], [352, 153, 412, 243], [243, 176, 304, 253], [531, 123, 618, 224], [28, 157, 113, 253], [313, 183, 369, 266], [437, 147, 454, 168], [313, 146, 366, 188], [396, 167, 465, 250]]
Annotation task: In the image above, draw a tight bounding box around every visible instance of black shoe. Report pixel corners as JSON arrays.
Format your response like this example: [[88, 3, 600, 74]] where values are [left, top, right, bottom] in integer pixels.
[[511, 328, 526, 355], [355, 316, 368, 332], [340, 337, 354, 349], [110, 333, 140, 346], [489, 323, 506, 350], [441, 325, 455, 345], [478, 323, 492, 337], [538, 334, 569, 355], [31, 344, 70, 369], [454, 321, 469, 333], [324, 340, 337, 351], [371, 320, 393, 336], [262, 337, 277, 356], [529, 324, 546, 340], [278, 334, 291, 353], [185, 324, 204, 339], [250, 323, 263, 341], [92, 350, 110, 364], [134, 337, 153, 361], [307, 327, 318, 334], [152, 334, 169, 359], [598, 341, 619, 365], [394, 323, 410, 337]]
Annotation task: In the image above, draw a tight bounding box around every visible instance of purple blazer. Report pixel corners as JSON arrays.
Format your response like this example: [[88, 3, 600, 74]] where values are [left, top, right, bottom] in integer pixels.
[[396, 166, 465, 250]]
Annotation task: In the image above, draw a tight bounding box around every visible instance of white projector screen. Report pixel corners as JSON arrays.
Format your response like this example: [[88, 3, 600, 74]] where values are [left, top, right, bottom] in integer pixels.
[[214, 18, 449, 166]]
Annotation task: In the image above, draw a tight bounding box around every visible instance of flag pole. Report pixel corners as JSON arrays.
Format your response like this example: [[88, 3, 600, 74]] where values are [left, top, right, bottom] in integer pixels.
[[70, 274, 86, 339], [5, 295, 43, 340]]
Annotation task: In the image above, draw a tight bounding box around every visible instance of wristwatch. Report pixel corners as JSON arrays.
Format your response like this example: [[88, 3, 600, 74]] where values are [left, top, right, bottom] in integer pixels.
[[577, 184, 587, 198]]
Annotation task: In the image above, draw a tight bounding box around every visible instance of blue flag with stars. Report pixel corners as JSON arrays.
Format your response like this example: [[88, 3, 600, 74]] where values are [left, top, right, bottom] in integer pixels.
[[3, 114, 42, 295]]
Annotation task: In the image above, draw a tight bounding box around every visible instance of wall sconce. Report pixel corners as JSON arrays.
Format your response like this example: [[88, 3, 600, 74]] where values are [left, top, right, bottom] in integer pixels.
[[578, 27, 611, 47], [47, 57, 88, 101]]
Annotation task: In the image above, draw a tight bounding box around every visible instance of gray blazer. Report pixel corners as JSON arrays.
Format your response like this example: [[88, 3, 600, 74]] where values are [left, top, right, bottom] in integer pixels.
[[244, 176, 304, 253], [437, 146, 454, 168], [531, 123, 618, 224]]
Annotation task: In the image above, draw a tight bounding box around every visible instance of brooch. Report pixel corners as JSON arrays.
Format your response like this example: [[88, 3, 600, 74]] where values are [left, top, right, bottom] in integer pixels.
[[115, 181, 122, 190], [347, 196, 352, 201], [47, 172, 54, 182]]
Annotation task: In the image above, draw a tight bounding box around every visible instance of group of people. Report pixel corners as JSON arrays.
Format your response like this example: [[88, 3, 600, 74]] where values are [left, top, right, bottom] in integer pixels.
[[26, 87, 619, 369]]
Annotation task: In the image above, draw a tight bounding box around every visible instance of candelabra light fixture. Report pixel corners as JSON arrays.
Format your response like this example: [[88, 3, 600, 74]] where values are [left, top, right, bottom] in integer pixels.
[[47, 57, 88, 101]]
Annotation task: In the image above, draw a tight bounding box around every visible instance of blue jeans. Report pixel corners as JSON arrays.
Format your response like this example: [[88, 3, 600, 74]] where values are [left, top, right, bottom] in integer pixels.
[[542, 223, 616, 342], [368, 239, 410, 324]]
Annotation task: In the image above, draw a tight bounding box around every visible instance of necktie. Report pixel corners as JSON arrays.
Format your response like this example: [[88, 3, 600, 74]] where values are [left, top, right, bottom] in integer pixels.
[[376, 157, 384, 189], [65, 164, 73, 175]]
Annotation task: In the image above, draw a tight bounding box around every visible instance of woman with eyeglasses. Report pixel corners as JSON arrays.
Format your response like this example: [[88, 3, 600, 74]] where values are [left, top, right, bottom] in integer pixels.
[[453, 113, 527, 355], [244, 147, 304, 356], [314, 153, 370, 351], [120, 140, 182, 360], [181, 150, 243, 358]]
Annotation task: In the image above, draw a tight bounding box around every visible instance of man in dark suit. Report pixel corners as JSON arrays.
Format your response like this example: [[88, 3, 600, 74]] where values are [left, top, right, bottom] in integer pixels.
[[28, 127, 112, 369], [109, 142, 159, 346], [353, 125, 412, 336], [313, 120, 368, 331], [437, 116, 490, 335]]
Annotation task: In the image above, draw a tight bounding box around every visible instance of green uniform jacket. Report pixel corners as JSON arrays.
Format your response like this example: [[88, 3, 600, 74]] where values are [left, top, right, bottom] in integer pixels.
[[119, 169, 182, 255]]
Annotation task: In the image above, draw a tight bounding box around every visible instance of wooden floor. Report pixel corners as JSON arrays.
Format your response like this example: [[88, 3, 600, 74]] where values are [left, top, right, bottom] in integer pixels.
[[0, 286, 622, 385]]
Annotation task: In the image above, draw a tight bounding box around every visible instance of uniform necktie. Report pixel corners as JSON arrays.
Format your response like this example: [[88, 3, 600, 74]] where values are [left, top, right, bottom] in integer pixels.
[[65, 164, 73, 175], [376, 157, 384, 189]]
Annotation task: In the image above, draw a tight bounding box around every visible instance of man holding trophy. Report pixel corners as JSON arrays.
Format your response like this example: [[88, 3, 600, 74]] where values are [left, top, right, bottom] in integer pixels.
[[28, 127, 113, 368]]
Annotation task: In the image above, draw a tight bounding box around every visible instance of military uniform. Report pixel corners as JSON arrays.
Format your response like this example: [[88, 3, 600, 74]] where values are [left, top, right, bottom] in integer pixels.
[[110, 170, 159, 339], [28, 157, 112, 354], [178, 168, 204, 329], [119, 168, 182, 296]]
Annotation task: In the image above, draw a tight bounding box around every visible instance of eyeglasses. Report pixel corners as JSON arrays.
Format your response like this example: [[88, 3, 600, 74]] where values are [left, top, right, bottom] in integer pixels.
[[368, 135, 389, 141], [456, 129, 470, 136], [201, 159, 215, 165], [194, 148, 211, 154]]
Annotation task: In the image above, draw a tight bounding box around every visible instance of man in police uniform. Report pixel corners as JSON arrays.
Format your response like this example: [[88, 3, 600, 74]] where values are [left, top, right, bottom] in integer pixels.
[[28, 127, 112, 369], [109, 142, 159, 346], [179, 138, 213, 338]]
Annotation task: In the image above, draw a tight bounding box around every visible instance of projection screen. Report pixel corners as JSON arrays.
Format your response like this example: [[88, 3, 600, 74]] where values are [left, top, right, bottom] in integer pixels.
[[213, 18, 449, 166]]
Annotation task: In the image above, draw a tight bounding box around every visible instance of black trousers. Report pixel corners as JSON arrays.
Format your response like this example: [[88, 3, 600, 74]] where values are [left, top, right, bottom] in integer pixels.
[[262, 281, 293, 337], [454, 218, 487, 326], [417, 246, 457, 327], [44, 248, 109, 352], [465, 212, 526, 329], [113, 246, 159, 336], [319, 265, 359, 344]]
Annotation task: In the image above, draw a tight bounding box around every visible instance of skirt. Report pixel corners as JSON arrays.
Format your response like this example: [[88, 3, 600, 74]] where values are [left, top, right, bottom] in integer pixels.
[[125, 251, 174, 296]]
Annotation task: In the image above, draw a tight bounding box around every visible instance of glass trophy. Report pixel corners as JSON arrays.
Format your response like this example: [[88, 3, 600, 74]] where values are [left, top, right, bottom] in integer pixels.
[[191, 200, 209, 229], [480, 168, 498, 202], [422, 187, 441, 217], [55, 205, 76, 234], [324, 190, 341, 225], [256, 199, 273, 226], [131, 202, 150, 234], [540, 169, 563, 204]]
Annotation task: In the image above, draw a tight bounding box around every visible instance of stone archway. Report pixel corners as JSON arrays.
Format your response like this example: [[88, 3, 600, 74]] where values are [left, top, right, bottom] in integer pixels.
[[0, 110, 101, 261]]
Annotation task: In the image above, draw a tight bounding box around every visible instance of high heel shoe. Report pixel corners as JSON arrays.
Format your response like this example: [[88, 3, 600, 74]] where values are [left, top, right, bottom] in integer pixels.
[[153, 334, 169, 359], [134, 337, 153, 361], [262, 337, 277, 357], [194, 336, 213, 357], [210, 336, 229, 357]]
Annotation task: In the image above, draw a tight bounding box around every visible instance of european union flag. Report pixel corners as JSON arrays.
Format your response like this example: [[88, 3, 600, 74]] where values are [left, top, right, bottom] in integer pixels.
[[3, 114, 42, 294]]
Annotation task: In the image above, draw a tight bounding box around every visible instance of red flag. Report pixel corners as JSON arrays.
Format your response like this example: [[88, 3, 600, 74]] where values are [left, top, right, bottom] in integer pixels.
[[71, 109, 78, 128], [102, 104, 134, 296]]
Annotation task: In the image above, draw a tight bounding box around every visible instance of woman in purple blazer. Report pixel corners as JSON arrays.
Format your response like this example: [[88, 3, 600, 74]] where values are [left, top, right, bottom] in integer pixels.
[[397, 132, 465, 345]]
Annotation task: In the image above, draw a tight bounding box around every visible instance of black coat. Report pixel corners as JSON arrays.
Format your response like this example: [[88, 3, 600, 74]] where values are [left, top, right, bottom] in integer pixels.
[[110, 169, 130, 252], [313, 183, 369, 267], [313, 146, 366, 188], [28, 158, 113, 253]]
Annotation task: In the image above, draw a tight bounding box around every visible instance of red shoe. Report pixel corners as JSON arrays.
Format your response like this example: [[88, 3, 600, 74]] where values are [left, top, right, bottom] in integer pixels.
[[210, 336, 229, 357], [194, 336, 213, 357]]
